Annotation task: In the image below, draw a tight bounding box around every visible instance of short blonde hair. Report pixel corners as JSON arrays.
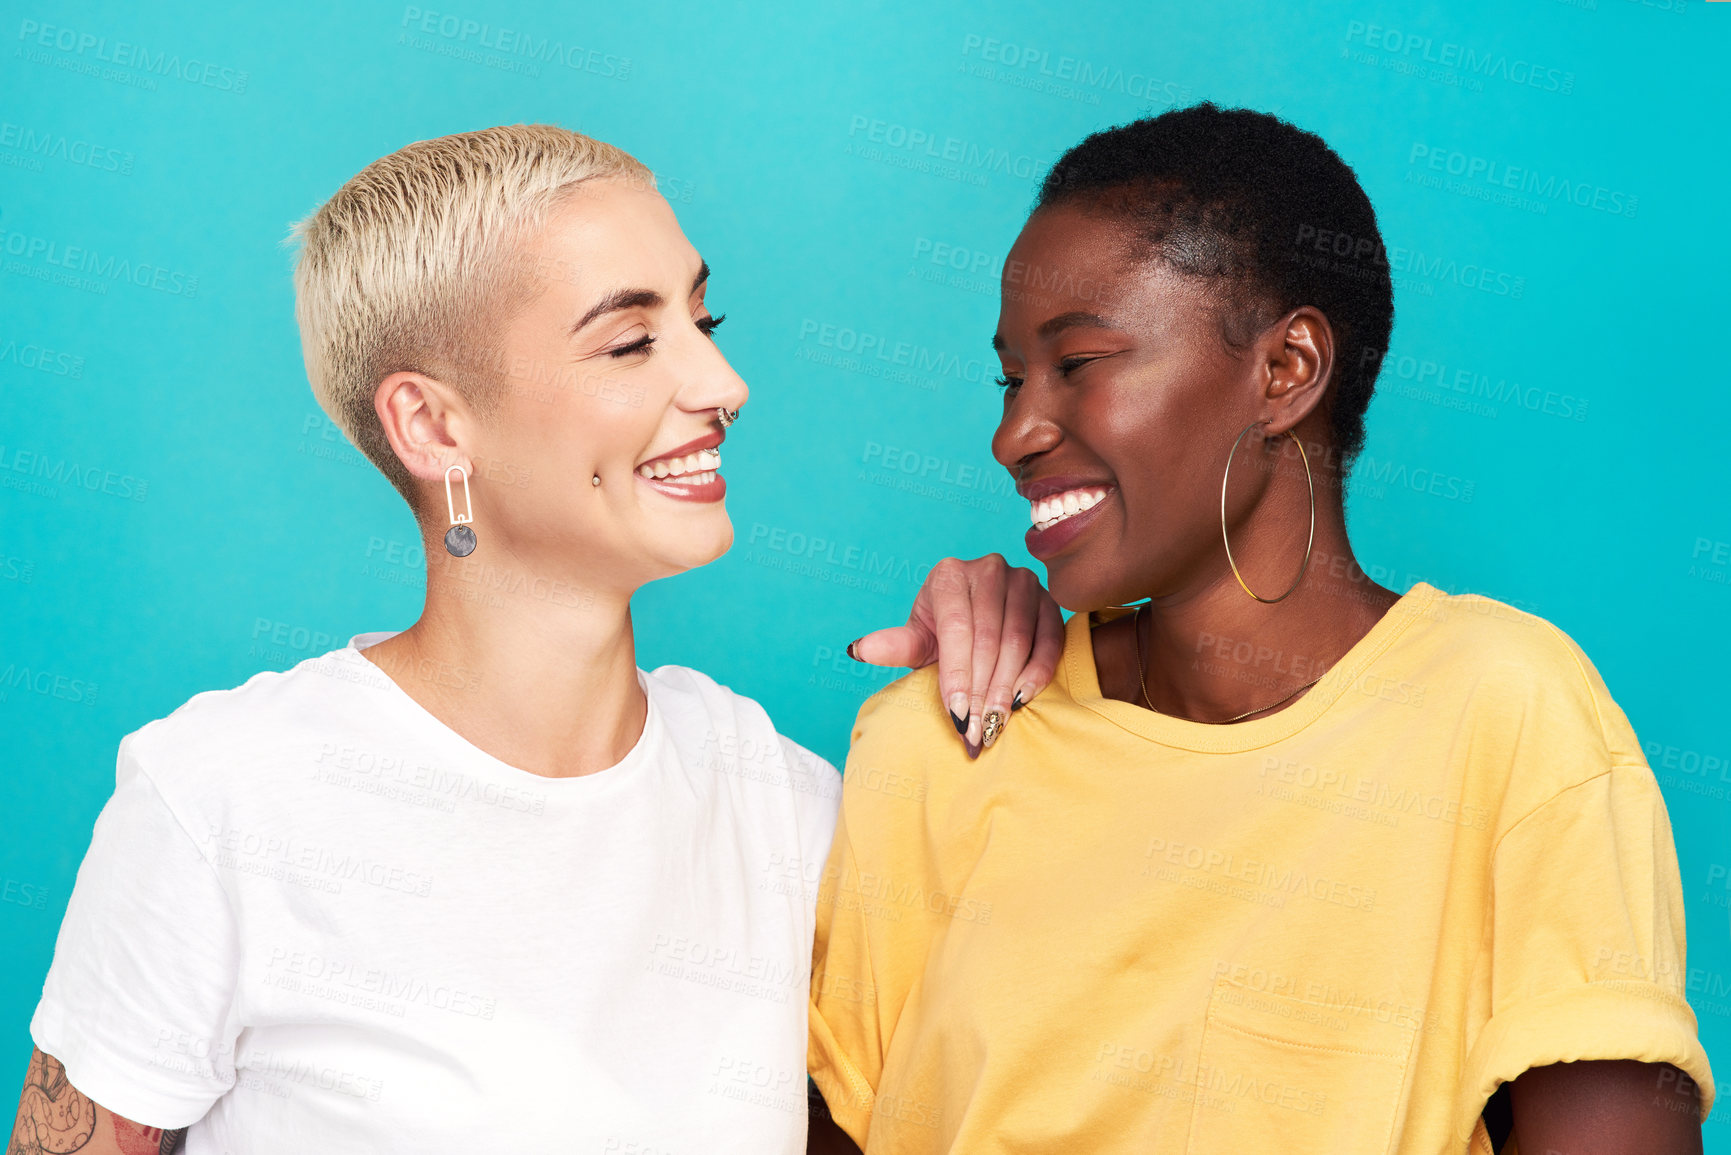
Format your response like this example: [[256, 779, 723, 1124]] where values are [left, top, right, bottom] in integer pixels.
[[288, 124, 654, 501]]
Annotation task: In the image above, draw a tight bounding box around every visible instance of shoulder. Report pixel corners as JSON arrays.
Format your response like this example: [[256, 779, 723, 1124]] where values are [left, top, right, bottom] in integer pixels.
[[838, 666, 967, 814], [850, 665, 956, 748], [120, 648, 378, 795], [1412, 587, 1644, 771], [644, 663, 782, 746], [1420, 590, 1593, 680], [645, 663, 840, 789], [125, 650, 360, 758]]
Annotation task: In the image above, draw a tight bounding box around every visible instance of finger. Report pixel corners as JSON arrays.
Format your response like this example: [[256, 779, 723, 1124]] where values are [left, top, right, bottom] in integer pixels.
[[979, 569, 1041, 750], [962, 557, 1010, 755], [1011, 582, 1065, 712], [847, 626, 936, 669], [922, 559, 976, 738]]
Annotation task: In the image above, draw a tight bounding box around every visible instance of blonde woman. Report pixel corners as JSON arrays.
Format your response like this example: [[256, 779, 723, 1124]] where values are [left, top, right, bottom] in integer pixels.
[[8, 126, 1060, 1155]]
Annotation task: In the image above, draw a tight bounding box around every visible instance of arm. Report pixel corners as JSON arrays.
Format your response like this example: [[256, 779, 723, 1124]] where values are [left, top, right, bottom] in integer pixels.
[[1510, 1059, 1702, 1154], [10, 1048, 186, 1155], [854, 555, 1064, 756], [806, 1077, 863, 1154]]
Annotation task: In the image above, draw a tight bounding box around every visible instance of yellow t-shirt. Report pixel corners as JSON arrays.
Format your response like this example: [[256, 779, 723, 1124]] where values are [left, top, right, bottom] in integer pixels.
[[808, 582, 1714, 1154]]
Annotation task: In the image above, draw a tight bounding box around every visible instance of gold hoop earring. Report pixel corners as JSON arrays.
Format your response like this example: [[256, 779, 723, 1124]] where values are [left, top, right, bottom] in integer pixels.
[[1219, 421, 1314, 603]]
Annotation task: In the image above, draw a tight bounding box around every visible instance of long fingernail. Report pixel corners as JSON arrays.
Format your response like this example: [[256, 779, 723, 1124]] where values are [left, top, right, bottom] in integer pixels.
[[846, 638, 863, 661], [981, 709, 1006, 749], [1011, 689, 1027, 712], [948, 693, 969, 735], [966, 713, 981, 749]]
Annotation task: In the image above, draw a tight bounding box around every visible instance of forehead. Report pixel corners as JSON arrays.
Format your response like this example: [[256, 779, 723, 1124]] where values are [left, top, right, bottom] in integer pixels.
[[533, 178, 695, 273], [997, 204, 1208, 337]]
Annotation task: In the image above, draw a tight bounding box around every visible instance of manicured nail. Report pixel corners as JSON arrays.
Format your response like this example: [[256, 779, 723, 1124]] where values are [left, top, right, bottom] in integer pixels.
[[981, 709, 1006, 749], [846, 638, 863, 661], [948, 693, 969, 734], [1011, 689, 1027, 712], [966, 712, 982, 749]]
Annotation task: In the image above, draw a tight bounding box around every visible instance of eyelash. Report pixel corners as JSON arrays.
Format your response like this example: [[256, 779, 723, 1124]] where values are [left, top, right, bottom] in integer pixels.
[[995, 356, 1090, 391], [605, 313, 727, 359]]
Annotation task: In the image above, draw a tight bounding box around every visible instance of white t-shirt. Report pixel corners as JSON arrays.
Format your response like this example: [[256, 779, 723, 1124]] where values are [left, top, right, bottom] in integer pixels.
[[30, 633, 841, 1154]]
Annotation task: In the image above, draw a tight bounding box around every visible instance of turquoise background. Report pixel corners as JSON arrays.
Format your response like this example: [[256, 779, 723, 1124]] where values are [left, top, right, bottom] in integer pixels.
[[3, 0, 1728, 1136]]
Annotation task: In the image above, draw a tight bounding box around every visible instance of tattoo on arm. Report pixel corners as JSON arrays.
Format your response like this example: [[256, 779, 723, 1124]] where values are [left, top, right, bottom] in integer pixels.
[[109, 1121, 185, 1155], [10, 1050, 188, 1155], [10, 1049, 96, 1154]]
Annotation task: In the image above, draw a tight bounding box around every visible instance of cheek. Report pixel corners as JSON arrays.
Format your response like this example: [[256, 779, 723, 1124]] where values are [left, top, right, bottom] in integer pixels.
[[549, 364, 665, 469], [1091, 377, 1223, 528]]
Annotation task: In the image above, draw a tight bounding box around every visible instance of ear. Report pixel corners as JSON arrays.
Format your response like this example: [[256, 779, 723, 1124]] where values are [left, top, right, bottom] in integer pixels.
[[1257, 306, 1335, 437], [374, 370, 475, 485]]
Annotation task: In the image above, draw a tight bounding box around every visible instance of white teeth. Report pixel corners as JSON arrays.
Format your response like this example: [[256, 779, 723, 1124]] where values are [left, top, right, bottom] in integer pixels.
[[1028, 487, 1110, 530], [638, 447, 722, 481]]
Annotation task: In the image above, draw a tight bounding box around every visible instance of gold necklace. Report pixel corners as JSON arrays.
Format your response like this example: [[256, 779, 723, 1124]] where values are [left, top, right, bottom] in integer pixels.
[[1132, 604, 1324, 725]]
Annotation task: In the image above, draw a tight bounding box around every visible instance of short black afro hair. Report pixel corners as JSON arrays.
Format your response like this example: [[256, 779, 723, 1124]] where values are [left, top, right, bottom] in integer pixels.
[[1036, 103, 1393, 467]]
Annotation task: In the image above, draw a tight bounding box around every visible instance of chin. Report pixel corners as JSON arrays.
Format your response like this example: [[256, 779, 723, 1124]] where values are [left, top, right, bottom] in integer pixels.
[[1047, 559, 1145, 616], [658, 520, 733, 575], [1042, 563, 1098, 614]]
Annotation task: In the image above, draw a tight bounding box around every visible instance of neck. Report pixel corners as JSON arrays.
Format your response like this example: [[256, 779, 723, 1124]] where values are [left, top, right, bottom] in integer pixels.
[[361, 537, 645, 778], [1099, 494, 1400, 724]]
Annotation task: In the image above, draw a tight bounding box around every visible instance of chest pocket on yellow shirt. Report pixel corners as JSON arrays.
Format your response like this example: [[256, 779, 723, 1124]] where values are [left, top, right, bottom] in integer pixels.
[[1185, 977, 1417, 1154]]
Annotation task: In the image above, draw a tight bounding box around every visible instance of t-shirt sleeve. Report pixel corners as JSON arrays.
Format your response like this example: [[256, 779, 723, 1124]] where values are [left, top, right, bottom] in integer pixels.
[[807, 676, 946, 1147], [29, 735, 241, 1129], [774, 731, 842, 879], [1456, 758, 1715, 1138], [808, 809, 883, 1144]]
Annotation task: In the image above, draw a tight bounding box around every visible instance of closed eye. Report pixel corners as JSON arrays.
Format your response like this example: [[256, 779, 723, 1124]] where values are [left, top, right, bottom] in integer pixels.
[[1058, 354, 1104, 376], [607, 333, 655, 359]]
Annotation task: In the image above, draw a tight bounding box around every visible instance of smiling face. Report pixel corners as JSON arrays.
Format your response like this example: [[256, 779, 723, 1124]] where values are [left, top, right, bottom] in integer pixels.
[[452, 178, 747, 593], [992, 204, 1283, 612]]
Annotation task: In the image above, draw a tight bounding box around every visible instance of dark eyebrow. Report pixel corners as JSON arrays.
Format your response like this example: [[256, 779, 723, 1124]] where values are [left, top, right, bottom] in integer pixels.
[[571, 288, 662, 336], [992, 310, 1118, 352], [1036, 311, 1114, 338], [569, 260, 712, 337]]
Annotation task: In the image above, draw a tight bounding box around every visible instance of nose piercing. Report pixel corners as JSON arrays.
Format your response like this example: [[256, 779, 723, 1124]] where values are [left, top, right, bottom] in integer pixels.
[[716, 407, 739, 428]]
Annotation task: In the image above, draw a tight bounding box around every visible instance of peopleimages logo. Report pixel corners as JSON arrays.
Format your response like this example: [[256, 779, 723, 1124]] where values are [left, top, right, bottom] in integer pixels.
[[397, 7, 631, 78], [1407, 143, 1638, 219], [15, 18, 250, 92], [845, 115, 1041, 183], [1343, 21, 1575, 94]]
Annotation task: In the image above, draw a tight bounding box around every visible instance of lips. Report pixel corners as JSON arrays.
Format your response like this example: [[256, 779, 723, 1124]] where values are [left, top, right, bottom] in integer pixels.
[[1029, 486, 1110, 531], [637, 430, 722, 470], [1018, 475, 1117, 561], [635, 432, 726, 503]]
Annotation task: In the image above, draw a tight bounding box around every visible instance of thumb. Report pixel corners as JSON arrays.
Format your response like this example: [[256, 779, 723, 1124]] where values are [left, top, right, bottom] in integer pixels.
[[848, 625, 938, 669]]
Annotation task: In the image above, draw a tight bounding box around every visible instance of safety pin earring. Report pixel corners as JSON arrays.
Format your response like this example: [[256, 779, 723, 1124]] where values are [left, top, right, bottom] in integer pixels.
[[444, 464, 477, 557]]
